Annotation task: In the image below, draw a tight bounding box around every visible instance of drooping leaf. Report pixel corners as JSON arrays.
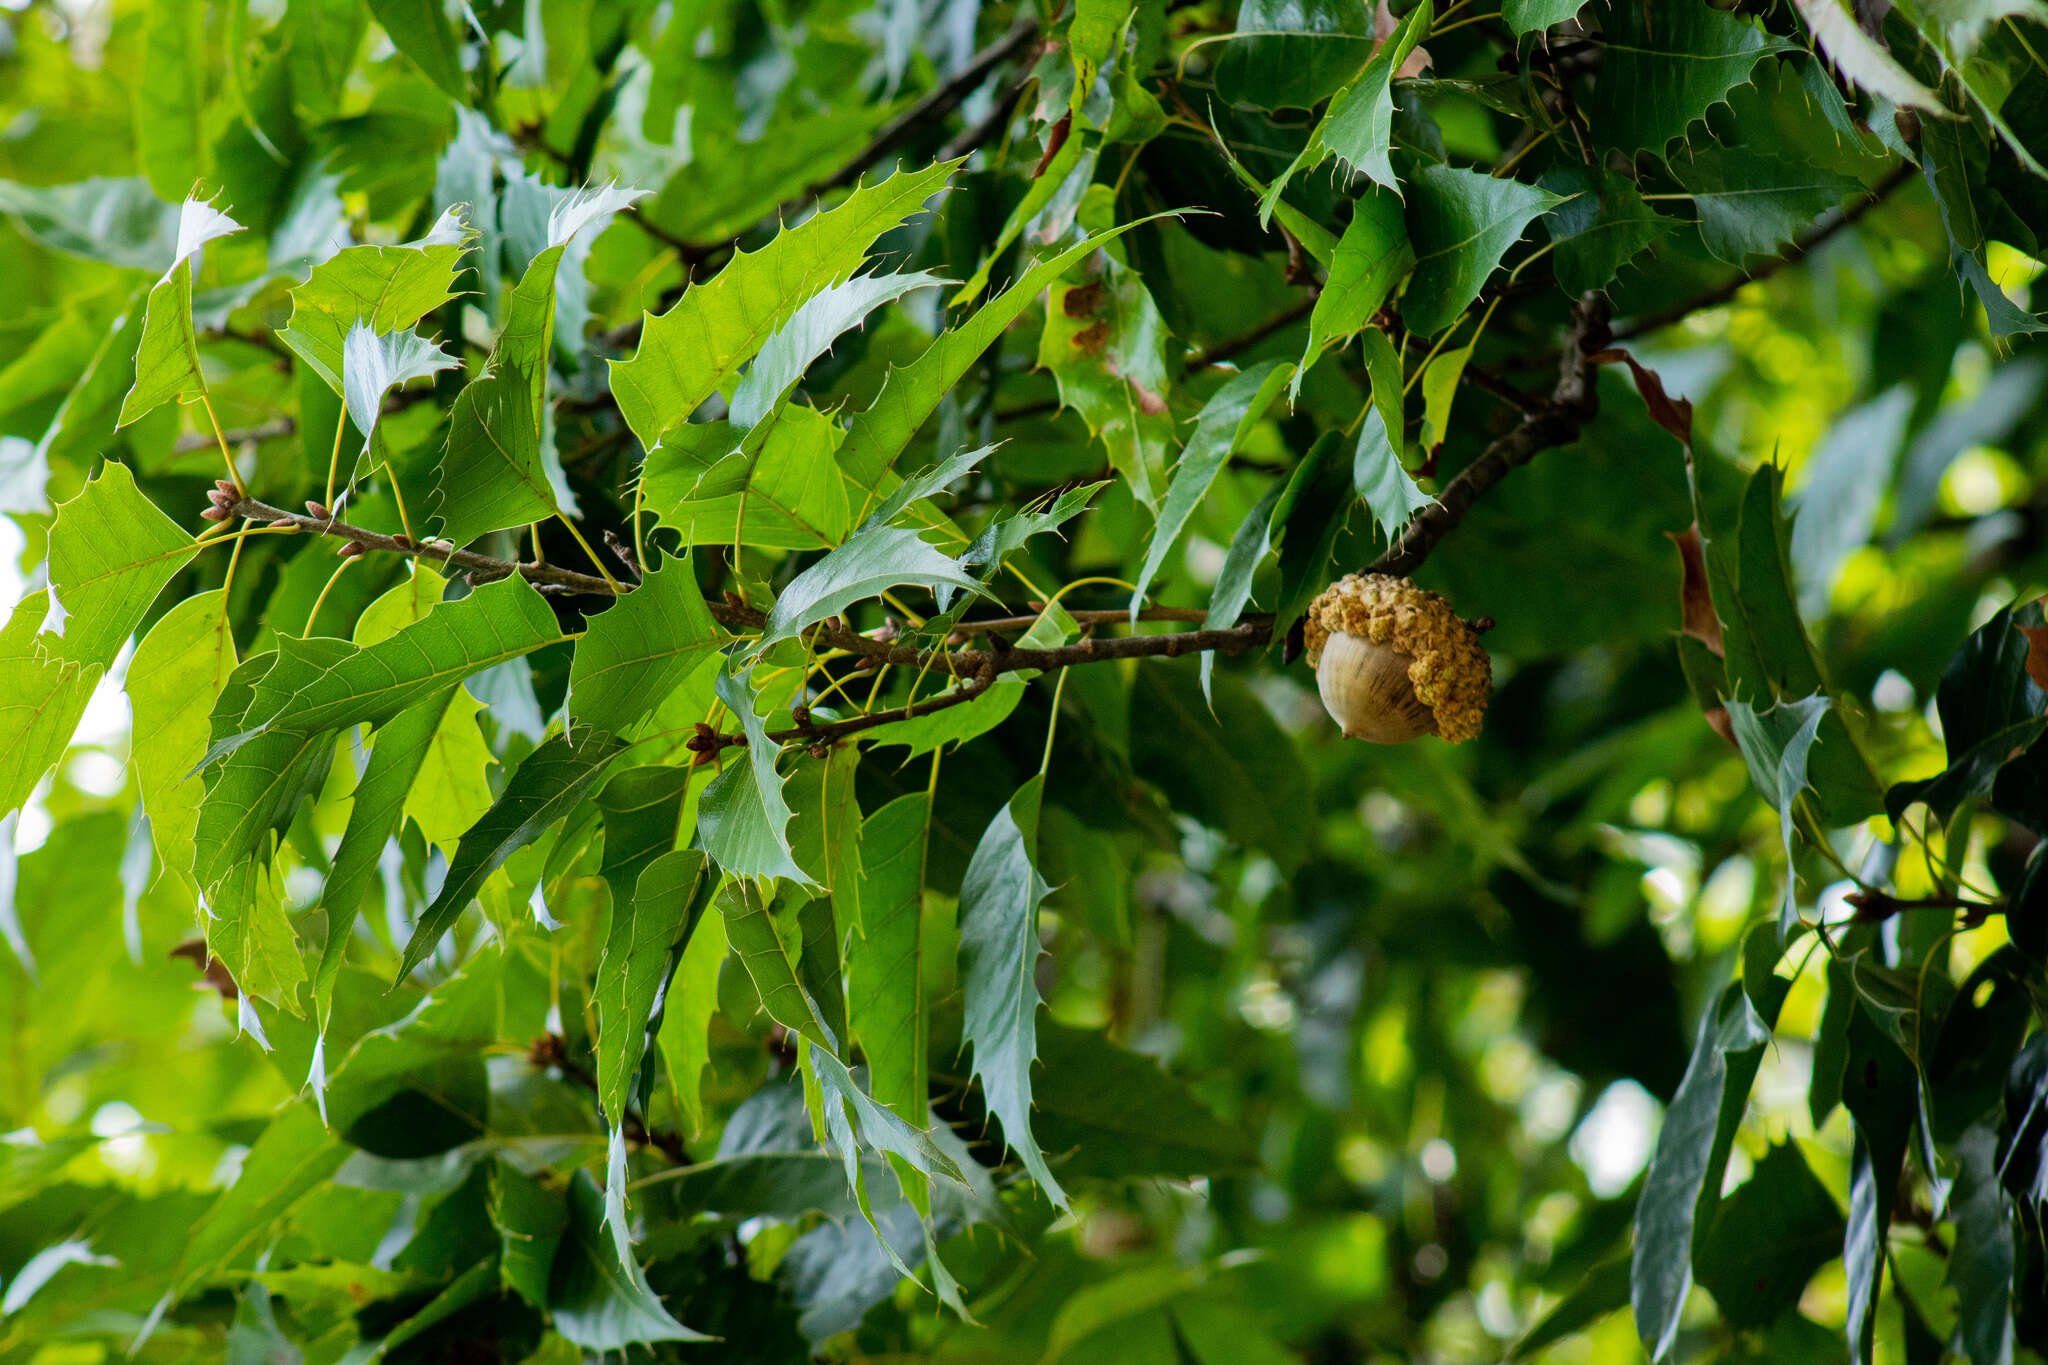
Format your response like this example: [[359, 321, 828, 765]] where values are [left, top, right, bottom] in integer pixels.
[[1031, 1020, 1256, 1177], [1631, 975, 1781, 1360], [1887, 605, 2048, 825], [1132, 662, 1316, 873], [1694, 1143, 1846, 1329], [1353, 402, 1432, 542], [697, 663, 811, 885], [1296, 189, 1412, 392], [1788, 386, 1914, 614], [1725, 694, 1830, 938], [117, 199, 245, 427], [397, 729, 628, 980], [610, 163, 955, 450], [1271, 429, 1356, 635], [206, 855, 305, 1009], [135, 2, 208, 204], [549, 1170, 709, 1347], [1259, 0, 1432, 218], [1037, 252, 1176, 506], [1401, 166, 1563, 337], [1946, 1125, 2018, 1365], [196, 577, 564, 885], [595, 850, 710, 1126], [957, 776, 1065, 1207], [569, 557, 722, 736], [1132, 360, 1293, 619], [435, 186, 647, 546], [364, 0, 470, 99], [4, 464, 197, 820], [847, 794, 931, 1130], [1199, 483, 1284, 700], [129, 591, 238, 890], [658, 906, 727, 1136], [1792, 0, 1946, 113], [720, 877, 829, 1041]]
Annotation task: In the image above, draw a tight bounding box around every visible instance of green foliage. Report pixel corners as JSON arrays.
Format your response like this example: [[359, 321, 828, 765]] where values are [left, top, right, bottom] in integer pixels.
[[5, 0, 2048, 1359]]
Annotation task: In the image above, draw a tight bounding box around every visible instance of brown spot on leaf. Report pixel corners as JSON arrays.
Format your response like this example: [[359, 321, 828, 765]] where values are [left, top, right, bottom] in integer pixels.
[[1070, 321, 1110, 354], [1062, 281, 1107, 318]]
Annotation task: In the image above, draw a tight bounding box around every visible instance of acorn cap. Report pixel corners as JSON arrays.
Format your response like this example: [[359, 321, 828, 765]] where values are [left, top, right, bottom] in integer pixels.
[[1303, 573, 1492, 744]]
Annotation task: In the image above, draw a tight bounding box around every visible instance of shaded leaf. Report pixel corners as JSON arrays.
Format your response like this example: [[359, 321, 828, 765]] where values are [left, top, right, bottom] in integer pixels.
[[1132, 360, 1293, 619], [1725, 694, 1830, 937], [1540, 166, 1676, 295], [397, 730, 627, 980], [549, 1170, 708, 1347], [1401, 166, 1562, 337], [1582, 2, 1789, 156], [697, 664, 809, 884], [1260, 0, 1432, 217], [958, 776, 1065, 1206]]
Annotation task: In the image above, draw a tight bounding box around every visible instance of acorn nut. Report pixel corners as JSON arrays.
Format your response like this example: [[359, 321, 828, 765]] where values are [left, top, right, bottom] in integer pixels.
[[1302, 573, 1492, 744]]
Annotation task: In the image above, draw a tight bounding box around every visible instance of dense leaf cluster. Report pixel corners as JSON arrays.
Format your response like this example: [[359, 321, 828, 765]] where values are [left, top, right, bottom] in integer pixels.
[[4, 0, 2048, 1359]]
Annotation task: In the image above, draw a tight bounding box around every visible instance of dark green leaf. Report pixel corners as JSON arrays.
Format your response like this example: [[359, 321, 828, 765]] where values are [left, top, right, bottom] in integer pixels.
[[1401, 165, 1562, 337], [398, 730, 626, 980]]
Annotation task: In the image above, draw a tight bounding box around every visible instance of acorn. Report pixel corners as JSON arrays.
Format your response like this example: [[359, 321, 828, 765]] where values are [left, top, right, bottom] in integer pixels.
[[1302, 573, 1492, 744]]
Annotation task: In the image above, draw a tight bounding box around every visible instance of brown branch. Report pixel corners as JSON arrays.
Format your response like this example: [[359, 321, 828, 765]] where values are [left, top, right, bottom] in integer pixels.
[[221, 303, 1606, 748], [1370, 295, 1607, 578], [1610, 160, 1916, 344]]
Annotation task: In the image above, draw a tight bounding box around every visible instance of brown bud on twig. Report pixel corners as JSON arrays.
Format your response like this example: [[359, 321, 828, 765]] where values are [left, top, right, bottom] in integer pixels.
[[200, 506, 232, 522], [305, 500, 331, 519], [268, 516, 298, 529], [791, 705, 812, 729], [207, 487, 236, 509], [689, 746, 715, 766], [336, 541, 364, 559], [807, 742, 830, 760], [215, 479, 238, 493], [391, 533, 414, 550]]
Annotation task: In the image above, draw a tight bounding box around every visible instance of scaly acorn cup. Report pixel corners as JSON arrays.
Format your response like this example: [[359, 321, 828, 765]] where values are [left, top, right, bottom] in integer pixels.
[[1302, 574, 1492, 744]]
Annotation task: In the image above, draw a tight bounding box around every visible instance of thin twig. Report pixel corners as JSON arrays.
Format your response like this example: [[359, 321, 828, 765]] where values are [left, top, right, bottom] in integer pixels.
[[1610, 161, 1917, 343], [223, 302, 1608, 747], [625, 20, 1042, 267]]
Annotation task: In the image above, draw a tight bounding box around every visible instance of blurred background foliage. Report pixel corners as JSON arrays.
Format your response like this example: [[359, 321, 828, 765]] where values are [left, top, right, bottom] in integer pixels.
[[1, 0, 2048, 1361]]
